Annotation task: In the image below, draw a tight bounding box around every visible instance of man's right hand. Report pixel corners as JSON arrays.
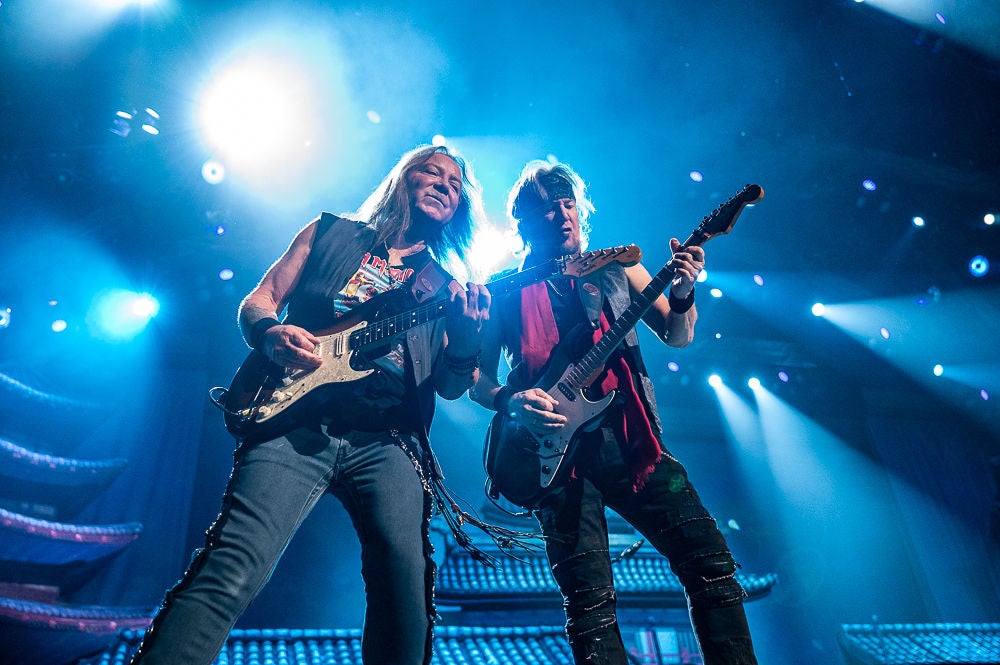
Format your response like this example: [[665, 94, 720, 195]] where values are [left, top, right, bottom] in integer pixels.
[[262, 324, 323, 370], [507, 387, 568, 434]]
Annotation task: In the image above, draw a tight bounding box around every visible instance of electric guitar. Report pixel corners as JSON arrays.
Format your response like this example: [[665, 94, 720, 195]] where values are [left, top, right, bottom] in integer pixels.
[[483, 184, 764, 510], [222, 245, 642, 444]]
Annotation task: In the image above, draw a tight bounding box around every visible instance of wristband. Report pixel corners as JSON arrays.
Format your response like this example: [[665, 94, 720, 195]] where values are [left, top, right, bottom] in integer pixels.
[[667, 289, 695, 314], [249, 317, 281, 349], [493, 386, 514, 413], [443, 349, 481, 373]]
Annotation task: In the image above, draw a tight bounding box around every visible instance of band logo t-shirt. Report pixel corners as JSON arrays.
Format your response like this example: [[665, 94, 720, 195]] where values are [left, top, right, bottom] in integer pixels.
[[322, 244, 429, 433]]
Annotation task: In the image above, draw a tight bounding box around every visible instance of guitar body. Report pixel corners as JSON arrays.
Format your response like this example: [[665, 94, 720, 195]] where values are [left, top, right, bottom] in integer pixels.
[[224, 318, 378, 443], [484, 346, 616, 510]]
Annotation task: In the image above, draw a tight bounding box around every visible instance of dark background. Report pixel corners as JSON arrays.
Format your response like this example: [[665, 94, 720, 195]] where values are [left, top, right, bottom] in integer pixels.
[[2, 1, 999, 664]]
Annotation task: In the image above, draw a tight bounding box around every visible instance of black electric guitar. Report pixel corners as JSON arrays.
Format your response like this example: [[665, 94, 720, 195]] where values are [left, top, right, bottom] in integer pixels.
[[483, 184, 764, 510], [221, 245, 642, 444]]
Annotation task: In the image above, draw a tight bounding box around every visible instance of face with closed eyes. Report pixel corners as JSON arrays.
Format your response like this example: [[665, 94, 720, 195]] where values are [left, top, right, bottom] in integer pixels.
[[522, 196, 581, 257], [406, 153, 463, 230]]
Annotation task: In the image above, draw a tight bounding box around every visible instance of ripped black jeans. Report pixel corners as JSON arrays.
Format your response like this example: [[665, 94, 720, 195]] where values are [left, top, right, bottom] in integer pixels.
[[536, 427, 758, 665]]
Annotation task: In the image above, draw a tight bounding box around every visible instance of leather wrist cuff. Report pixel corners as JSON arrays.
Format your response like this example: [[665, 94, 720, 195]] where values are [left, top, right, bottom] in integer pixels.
[[249, 317, 281, 349], [668, 289, 695, 314], [493, 386, 514, 413]]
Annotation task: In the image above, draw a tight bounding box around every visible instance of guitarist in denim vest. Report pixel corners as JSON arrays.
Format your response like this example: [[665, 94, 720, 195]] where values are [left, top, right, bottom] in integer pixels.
[[130, 146, 491, 665], [471, 161, 759, 664]]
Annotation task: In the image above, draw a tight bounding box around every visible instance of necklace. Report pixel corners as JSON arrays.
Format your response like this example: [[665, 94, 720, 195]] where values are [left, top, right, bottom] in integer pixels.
[[385, 240, 426, 263]]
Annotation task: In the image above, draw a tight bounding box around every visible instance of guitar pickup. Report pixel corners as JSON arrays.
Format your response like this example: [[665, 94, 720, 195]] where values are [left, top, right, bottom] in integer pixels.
[[272, 391, 290, 402]]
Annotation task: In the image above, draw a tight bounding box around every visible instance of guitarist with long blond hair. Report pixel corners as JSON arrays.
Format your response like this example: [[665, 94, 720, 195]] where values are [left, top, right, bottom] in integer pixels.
[[470, 160, 760, 664], [131, 145, 491, 665]]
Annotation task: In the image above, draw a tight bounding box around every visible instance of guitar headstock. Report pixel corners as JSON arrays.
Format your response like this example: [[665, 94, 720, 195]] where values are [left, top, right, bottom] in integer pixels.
[[559, 244, 643, 277], [683, 184, 763, 248]]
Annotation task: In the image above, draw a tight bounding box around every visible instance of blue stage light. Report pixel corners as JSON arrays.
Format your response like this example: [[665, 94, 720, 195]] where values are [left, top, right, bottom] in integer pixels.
[[968, 255, 989, 278], [90, 290, 159, 341]]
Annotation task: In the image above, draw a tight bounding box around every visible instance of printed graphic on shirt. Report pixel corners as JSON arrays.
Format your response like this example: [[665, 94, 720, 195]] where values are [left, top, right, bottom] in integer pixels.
[[333, 250, 415, 382], [334, 251, 415, 317]]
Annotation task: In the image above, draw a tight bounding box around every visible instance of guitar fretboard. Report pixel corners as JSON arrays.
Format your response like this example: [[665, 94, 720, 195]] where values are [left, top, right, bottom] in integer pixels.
[[348, 252, 629, 350]]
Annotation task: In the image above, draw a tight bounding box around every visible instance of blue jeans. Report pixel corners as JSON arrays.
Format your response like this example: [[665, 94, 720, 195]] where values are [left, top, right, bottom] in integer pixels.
[[536, 427, 758, 665], [131, 427, 436, 665]]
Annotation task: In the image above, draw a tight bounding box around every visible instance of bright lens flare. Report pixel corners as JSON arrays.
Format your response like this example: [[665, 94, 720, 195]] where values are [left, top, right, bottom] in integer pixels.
[[198, 52, 318, 171]]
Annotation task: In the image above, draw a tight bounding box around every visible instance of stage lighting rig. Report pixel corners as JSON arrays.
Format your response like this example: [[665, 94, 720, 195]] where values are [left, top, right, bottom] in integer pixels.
[[109, 107, 160, 139]]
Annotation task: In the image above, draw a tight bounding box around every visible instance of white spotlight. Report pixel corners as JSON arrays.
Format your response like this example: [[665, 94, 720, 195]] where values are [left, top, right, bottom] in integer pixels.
[[811, 302, 826, 317], [0, 308, 9, 329], [708, 374, 723, 388], [932, 364, 944, 377], [198, 49, 320, 176], [912, 216, 925, 228], [747, 377, 761, 390]]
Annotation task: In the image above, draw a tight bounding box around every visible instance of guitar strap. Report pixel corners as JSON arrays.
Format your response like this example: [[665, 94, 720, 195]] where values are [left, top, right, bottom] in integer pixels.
[[540, 267, 661, 491], [410, 258, 454, 304], [578, 272, 605, 328]]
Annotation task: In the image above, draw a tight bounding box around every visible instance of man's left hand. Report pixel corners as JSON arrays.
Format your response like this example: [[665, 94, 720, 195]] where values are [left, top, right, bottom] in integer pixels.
[[667, 237, 705, 299]]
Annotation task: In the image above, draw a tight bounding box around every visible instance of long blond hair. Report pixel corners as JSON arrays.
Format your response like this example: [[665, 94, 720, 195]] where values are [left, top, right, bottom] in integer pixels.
[[354, 145, 486, 265]]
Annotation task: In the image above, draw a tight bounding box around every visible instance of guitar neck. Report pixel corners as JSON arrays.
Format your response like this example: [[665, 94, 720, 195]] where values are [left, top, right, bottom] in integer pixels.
[[566, 234, 708, 389], [563, 185, 760, 390], [348, 259, 565, 350]]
